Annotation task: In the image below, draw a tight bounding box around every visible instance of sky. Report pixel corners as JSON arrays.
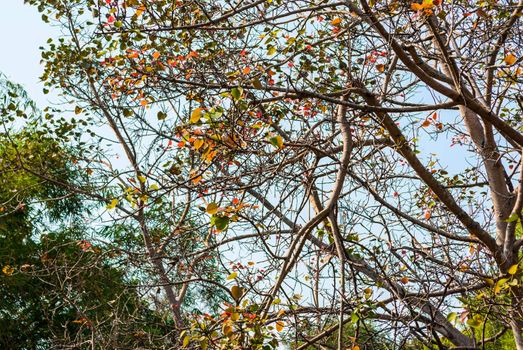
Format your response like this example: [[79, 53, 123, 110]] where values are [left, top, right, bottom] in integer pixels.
[[0, 1, 58, 108]]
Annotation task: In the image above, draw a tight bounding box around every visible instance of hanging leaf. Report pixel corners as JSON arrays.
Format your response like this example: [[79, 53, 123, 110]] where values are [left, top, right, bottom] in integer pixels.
[[190, 108, 204, 123], [252, 78, 263, 89], [157, 111, 167, 120], [331, 18, 342, 26], [106, 199, 119, 210], [504, 53, 517, 65], [268, 135, 284, 149], [231, 87, 243, 100], [267, 46, 277, 56], [193, 139, 204, 150], [231, 285, 244, 302], [206, 202, 219, 215], [494, 278, 508, 294], [182, 336, 190, 347], [212, 215, 230, 231]]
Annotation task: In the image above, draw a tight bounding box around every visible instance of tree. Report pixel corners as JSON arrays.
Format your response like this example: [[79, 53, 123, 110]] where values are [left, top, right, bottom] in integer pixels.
[[0, 73, 223, 348], [21, 0, 523, 349]]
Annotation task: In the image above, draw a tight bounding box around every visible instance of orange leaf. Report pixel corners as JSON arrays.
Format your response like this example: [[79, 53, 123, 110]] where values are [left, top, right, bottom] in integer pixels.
[[421, 119, 431, 127], [400, 277, 409, 284], [376, 64, 385, 73], [242, 67, 251, 74], [275, 321, 285, 332], [135, 5, 145, 17], [331, 18, 342, 26], [424, 209, 431, 220], [152, 51, 160, 59], [504, 53, 517, 65]]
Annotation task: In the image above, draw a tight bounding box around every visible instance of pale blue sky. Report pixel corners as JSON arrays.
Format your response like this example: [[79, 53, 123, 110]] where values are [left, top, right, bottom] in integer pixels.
[[0, 1, 57, 107]]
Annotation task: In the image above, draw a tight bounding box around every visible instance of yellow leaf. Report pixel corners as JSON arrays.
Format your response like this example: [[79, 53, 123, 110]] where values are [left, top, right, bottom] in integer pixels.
[[508, 264, 518, 275], [275, 320, 285, 332], [206, 202, 219, 215], [72, 317, 87, 324], [494, 278, 509, 294], [137, 175, 146, 183], [505, 53, 517, 65], [182, 335, 190, 347], [227, 272, 238, 280], [484, 278, 494, 286], [107, 199, 119, 210], [222, 324, 233, 337], [193, 138, 204, 150], [2, 265, 14, 276], [190, 108, 203, 123]]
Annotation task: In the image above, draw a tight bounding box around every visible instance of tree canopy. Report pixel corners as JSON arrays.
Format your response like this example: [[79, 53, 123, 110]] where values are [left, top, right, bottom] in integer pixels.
[[3, 0, 523, 348]]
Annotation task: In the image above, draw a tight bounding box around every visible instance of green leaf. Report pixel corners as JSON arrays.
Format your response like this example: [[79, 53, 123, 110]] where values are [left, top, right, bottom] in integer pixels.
[[231, 87, 243, 100], [268, 135, 284, 149], [212, 215, 230, 231], [506, 213, 519, 222], [466, 315, 483, 329]]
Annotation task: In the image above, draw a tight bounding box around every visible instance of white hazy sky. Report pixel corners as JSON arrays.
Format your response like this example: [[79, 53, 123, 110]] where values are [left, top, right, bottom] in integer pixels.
[[0, 1, 58, 107]]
